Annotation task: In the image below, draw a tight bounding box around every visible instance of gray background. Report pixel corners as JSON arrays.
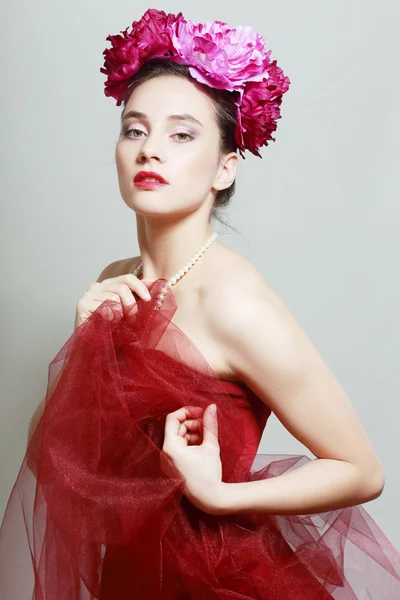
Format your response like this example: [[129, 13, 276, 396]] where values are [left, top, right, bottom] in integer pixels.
[[1, 0, 399, 549]]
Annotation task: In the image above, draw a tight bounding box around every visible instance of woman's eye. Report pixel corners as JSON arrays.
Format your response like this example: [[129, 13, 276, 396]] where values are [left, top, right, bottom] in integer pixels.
[[123, 128, 145, 138], [173, 132, 194, 142]]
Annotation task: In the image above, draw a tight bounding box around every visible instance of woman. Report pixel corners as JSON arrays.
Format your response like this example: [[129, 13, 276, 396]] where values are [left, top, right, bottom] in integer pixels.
[[1, 8, 400, 600]]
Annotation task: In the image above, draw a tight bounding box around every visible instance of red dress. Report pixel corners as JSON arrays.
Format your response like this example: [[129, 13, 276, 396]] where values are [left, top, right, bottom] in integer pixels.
[[1, 279, 399, 599]]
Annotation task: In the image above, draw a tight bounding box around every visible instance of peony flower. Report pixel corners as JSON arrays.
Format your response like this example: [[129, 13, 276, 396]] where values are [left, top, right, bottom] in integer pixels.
[[170, 17, 272, 93], [100, 8, 182, 105], [235, 61, 291, 158]]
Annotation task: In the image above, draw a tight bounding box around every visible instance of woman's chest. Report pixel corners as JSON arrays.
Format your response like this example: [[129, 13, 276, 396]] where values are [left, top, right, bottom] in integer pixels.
[[167, 293, 234, 381]]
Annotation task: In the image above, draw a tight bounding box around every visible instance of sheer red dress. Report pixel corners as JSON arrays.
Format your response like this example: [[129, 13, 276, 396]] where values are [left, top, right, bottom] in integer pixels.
[[1, 279, 400, 599]]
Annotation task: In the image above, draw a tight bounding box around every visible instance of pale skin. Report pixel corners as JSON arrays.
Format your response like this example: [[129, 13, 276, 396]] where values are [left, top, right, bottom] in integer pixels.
[[27, 74, 385, 515]]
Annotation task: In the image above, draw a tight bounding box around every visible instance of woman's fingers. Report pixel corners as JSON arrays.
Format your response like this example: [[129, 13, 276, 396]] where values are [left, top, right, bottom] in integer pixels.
[[178, 418, 201, 435], [75, 273, 152, 329], [104, 274, 152, 303], [185, 432, 202, 444]]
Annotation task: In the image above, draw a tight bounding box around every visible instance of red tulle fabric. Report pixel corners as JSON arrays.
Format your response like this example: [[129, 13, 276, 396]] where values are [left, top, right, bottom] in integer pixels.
[[1, 278, 400, 599]]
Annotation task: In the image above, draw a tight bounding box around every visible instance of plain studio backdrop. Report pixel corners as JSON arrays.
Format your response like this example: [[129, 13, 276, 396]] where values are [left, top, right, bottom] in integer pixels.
[[1, 1, 399, 548]]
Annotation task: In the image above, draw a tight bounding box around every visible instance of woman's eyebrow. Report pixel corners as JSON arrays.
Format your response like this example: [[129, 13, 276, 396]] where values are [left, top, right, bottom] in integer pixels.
[[121, 110, 203, 127]]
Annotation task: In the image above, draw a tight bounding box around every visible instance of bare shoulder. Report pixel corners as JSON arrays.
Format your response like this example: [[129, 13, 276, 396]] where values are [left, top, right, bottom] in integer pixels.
[[206, 245, 292, 336], [96, 256, 140, 283], [205, 245, 310, 381]]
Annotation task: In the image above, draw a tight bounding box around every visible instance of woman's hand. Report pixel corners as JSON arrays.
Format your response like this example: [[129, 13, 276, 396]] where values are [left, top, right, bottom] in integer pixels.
[[161, 404, 225, 515], [74, 274, 152, 329]]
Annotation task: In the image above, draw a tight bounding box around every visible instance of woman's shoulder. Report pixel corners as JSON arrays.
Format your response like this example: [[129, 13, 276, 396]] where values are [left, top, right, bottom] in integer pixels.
[[206, 242, 272, 305], [204, 243, 289, 338], [96, 256, 140, 283], [205, 245, 305, 382]]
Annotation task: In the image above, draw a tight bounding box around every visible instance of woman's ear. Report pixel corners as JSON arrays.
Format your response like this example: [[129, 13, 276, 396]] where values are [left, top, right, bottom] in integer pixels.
[[212, 152, 238, 192]]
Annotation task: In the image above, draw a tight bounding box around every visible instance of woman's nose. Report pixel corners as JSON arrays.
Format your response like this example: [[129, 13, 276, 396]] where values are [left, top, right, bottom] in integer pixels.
[[137, 135, 166, 163]]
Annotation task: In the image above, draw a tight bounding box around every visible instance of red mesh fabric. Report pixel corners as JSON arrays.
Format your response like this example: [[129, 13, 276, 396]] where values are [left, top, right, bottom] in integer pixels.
[[1, 278, 399, 599]]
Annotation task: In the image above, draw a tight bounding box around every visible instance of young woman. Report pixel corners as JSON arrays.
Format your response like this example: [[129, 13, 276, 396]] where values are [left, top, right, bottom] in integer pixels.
[[1, 8, 400, 600]]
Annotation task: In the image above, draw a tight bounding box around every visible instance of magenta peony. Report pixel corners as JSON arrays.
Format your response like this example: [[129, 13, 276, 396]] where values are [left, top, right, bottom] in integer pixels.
[[236, 61, 291, 157], [100, 8, 182, 105]]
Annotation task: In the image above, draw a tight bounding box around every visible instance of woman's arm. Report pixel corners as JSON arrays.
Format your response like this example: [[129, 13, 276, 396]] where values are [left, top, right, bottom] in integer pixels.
[[208, 267, 385, 516]]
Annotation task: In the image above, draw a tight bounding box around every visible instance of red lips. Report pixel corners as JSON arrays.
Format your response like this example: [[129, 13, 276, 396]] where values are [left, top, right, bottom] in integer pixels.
[[133, 171, 168, 184]]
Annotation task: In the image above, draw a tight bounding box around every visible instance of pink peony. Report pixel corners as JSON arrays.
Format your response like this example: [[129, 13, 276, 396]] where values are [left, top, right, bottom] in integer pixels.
[[170, 17, 272, 93], [100, 8, 182, 105]]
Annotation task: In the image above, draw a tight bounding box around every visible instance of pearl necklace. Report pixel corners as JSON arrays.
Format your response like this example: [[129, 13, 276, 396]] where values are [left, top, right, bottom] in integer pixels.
[[133, 231, 218, 310]]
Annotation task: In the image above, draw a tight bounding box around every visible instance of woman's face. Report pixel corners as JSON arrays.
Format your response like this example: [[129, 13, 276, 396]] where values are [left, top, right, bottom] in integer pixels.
[[115, 74, 235, 219]]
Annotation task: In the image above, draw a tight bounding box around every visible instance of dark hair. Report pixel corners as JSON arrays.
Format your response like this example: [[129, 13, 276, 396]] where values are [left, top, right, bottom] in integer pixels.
[[120, 58, 239, 227]]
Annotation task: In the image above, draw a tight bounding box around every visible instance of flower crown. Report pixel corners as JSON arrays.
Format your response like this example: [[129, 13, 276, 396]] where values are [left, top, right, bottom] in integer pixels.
[[100, 8, 291, 159]]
